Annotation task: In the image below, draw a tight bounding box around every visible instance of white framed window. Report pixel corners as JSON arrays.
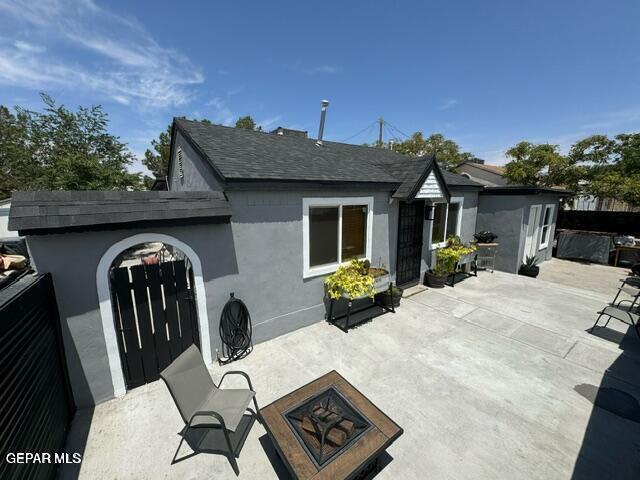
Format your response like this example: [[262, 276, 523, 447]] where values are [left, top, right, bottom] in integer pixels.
[[539, 204, 555, 250], [302, 197, 374, 278], [430, 199, 463, 247]]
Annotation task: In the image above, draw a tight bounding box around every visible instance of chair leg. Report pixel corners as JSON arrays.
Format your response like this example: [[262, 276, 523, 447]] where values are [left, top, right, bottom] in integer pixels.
[[171, 432, 187, 465], [590, 313, 606, 333], [227, 454, 239, 476], [631, 317, 640, 339], [252, 397, 263, 424], [221, 426, 240, 476], [611, 289, 622, 306]]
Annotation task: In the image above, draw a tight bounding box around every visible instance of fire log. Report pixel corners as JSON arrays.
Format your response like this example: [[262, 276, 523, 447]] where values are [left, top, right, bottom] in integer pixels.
[[301, 416, 348, 447]]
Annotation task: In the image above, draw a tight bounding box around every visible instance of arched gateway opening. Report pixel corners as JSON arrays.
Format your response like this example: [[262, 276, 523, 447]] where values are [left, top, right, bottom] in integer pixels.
[[97, 234, 211, 397]]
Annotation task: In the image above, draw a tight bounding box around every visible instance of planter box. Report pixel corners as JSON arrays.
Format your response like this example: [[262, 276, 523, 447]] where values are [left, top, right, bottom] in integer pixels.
[[372, 273, 391, 293], [328, 296, 374, 318], [518, 265, 540, 278]]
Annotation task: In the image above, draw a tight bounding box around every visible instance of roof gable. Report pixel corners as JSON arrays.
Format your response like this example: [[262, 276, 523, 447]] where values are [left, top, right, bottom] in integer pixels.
[[416, 171, 445, 200]]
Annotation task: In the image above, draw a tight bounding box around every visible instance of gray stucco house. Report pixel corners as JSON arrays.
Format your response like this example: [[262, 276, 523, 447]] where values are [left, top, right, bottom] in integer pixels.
[[7, 119, 568, 408], [167, 118, 484, 327]]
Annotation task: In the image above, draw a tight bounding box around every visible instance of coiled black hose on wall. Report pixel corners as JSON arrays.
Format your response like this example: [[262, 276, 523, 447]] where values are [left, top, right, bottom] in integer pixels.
[[217, 292, 253, 365]]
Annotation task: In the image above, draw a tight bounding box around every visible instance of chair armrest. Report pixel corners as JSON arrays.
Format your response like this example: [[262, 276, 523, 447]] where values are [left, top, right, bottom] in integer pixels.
[[217, 371, 254, 391], [188, 410, 227, 430], [622, 276, 640, 288]]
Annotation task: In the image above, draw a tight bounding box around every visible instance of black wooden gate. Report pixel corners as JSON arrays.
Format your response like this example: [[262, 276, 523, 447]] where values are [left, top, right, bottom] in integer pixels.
[[110, 260, 200, 389], [0, 274, 75, 480], [396, 200, 425, 286]]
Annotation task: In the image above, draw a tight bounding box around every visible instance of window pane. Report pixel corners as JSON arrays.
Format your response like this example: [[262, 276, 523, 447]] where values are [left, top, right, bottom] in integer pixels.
[[342, 205, 367, 260], [431, 203, 447, 244], [309, 207, 339, 267], [541, 225, 549, 245], [543, 207, 551, 226], [445, 203, 460, 238]]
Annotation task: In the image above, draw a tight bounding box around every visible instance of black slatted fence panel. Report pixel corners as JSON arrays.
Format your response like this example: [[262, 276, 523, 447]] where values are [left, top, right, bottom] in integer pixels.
[[557, 210, 640, 236], [110, 260, 199, 389], [0, 274, 75, 480]]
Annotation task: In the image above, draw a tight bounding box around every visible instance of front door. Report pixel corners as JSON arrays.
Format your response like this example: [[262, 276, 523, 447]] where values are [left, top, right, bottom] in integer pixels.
[[396, 200, 425, 286], [523, 205, 542, 261]]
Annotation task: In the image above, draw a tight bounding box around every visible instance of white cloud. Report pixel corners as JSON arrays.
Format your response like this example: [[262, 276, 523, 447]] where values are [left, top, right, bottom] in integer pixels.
[[0, 0, 203, 107], [227, 86, 243, 96], [475, 147, 509, 165], [257, 115, 282, 130], [303, 64, 342, 75], [438, 99, 458, 111], [14, 40, 45, 53], [205, 97, 236, 125], [579, 108, 640, 131]]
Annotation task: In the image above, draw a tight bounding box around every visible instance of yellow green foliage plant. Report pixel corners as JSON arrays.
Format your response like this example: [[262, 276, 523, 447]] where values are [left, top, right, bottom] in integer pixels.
[[324, 259, 376, 300], [433, 235, 477, 276]]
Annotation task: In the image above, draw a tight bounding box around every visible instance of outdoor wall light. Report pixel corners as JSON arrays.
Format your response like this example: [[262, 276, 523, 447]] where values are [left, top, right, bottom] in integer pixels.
[[425, 205, 434, 221]]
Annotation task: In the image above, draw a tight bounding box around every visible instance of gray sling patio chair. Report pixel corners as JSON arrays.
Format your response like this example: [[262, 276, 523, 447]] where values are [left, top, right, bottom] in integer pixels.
[[160, 345, 261, 475], [591, 281, 640, 339], [610, 276, 640, 308]]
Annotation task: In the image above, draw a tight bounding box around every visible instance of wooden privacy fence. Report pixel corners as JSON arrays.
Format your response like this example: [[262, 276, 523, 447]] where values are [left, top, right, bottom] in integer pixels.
[[557, 210, 640, 236], [110, 259, 200, 390], [0, 274, 75, 480]]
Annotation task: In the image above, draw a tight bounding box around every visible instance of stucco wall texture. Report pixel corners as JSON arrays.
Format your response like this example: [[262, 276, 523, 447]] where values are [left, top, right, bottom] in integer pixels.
[[25, 189, 398, 407]]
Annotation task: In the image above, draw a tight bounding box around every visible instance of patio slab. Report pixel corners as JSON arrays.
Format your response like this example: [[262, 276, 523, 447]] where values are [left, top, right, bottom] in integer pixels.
[[61, 269, 640, 479]]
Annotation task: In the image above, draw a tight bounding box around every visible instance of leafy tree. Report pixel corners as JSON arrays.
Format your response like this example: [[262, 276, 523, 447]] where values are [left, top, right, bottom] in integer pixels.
[[503, 134, 640, 206], [570, 133, 640, 206], [142, 124, 172, 188], [392, 132, 473, 169], [235, 115, 262, 131], [502, 142, 580, 189], [0, 94, 142, 198]]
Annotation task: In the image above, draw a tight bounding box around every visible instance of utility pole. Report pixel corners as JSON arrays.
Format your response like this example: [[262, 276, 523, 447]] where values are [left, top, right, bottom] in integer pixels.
[[378, 117, 384, 147]]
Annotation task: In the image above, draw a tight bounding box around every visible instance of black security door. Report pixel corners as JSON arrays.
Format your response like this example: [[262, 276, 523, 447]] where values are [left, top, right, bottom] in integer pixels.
[[110, 260, 200, 389], [396, 200, 425, 286]]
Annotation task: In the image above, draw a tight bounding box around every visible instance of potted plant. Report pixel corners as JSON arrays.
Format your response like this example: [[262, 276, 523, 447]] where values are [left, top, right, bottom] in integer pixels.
[[425, 236, 477, 288], [376, 285, 403, 308], [324, 260, 375, 300], [324, 259, 376, 317], [519, 255, 540, 278]]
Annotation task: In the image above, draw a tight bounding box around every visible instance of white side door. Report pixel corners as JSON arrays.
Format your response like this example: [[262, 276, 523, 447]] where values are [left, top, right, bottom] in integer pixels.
[[523, 205, 542, 261]]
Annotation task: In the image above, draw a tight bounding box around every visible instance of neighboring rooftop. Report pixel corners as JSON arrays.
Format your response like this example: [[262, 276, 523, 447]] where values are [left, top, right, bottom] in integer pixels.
[[8, 191, 231, 234], [467, 162, 506, 175], [173, 118, 482, 199], [270, 126, 308, 138]]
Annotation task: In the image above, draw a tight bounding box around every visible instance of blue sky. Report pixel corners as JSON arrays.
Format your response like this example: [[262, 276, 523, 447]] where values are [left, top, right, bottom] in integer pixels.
[[1, 0, 639, 175]]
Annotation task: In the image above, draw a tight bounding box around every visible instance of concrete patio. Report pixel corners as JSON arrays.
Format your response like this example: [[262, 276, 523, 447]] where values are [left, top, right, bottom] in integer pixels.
[[62, 263, 640, 479]]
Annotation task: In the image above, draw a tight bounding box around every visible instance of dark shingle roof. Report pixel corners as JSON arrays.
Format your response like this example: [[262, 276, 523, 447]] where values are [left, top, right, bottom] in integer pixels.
[[176, 118, 401, 184], [174, 119, 482, 197], [441, 170, 485, 187], [9, 191, 231, 234]]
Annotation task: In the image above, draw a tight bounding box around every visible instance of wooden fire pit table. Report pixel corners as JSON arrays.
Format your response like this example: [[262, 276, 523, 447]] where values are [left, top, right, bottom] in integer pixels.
[[261, 371, 403, 480]]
